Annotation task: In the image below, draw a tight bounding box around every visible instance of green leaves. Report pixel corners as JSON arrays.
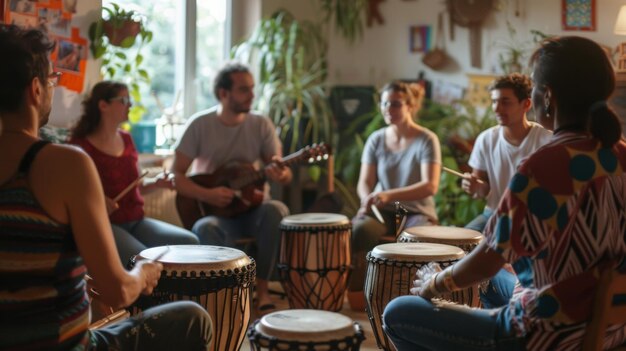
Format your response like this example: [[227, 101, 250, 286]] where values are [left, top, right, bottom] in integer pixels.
[[88, 2, 153, 122], [320, 0, 368, 44], [232, 10, 332, 154]]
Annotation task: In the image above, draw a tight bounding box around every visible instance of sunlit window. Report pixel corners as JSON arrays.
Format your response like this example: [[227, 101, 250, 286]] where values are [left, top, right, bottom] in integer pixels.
[[102, 0, 229, 121]]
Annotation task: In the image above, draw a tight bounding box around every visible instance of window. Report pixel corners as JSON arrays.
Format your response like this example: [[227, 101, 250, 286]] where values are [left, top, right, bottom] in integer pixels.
[[102, 0, 229, 122]]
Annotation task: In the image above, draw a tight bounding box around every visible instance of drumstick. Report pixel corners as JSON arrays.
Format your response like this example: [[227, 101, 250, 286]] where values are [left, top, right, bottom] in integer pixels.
[[371, 204, 385, 224], [113, 170, 149, 203], [442, 167, 485, 185], [148, 245, 170, 263]]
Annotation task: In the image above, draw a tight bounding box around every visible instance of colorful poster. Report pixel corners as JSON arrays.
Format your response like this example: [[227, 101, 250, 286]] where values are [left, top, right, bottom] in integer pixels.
[[4, 0, 87, 92]]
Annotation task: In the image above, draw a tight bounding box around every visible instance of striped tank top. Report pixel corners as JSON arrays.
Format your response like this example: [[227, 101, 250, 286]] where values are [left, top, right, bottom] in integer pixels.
[[0, 141, 92, 350]]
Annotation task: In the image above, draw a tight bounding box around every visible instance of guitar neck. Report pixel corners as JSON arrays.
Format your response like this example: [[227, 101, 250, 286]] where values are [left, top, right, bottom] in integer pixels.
[[228, 145, 326, 190]]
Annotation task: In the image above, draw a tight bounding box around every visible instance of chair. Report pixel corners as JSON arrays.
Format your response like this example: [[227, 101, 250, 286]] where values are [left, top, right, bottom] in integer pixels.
[[582, 267, 626, 351]]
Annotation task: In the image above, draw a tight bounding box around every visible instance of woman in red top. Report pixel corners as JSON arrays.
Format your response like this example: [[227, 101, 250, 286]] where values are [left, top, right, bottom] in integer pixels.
[[70, 81, 198, 265]]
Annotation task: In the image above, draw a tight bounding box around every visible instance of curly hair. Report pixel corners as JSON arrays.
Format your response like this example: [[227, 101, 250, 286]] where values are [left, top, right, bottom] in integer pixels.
[[488, 73, 532, 102], [213, 62, 251, 99]]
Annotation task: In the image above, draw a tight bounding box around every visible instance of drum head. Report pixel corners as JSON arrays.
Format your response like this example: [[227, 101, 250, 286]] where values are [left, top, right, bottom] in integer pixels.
[[256, 309, 355, 342], [371, 243, 464, 262], [138, 245, 251, 271], [403, 226, 483, 242], [281, 213, 349, 227]]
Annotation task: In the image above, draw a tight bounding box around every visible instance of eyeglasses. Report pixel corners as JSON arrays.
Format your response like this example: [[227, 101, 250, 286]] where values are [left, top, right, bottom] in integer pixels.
[[109, 96, 132, 106], [380, 100, 405, 109], [48, 71, 62, 87]]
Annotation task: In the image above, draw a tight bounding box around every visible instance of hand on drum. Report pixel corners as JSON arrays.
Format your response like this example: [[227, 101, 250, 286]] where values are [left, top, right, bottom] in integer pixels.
[[410, 262, 442, 299], [362, 192, 391, 211], [135, 259, 163, 295]]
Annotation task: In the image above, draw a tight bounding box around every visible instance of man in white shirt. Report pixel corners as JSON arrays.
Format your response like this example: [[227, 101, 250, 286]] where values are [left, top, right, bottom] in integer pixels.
[[462, 73, 552, 308]]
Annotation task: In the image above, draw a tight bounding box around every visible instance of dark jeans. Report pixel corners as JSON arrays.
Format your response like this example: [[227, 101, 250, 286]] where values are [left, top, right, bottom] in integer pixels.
[[91, 301, 212, 351]]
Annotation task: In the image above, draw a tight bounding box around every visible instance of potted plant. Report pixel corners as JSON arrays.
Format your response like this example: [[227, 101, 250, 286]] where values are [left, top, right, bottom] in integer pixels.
[[102, 3, 142, 47], [232, 10, 332, 153], [88, 2, 153, 122]]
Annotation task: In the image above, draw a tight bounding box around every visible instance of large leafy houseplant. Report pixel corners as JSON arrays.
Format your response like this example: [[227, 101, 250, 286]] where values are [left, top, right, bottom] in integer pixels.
[[232, 10, 332, 153], [89, 2, 153, 122]]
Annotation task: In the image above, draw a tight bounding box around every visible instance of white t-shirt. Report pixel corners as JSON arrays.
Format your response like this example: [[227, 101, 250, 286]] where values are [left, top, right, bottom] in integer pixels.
[[468, 122, 552, 210]]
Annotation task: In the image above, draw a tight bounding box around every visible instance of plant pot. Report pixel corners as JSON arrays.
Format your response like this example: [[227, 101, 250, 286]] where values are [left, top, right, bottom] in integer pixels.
[[103, 19, 141, 47]]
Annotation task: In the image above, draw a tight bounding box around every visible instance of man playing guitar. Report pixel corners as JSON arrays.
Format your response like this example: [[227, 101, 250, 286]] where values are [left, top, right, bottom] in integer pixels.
[[172, 62, 292, 315]]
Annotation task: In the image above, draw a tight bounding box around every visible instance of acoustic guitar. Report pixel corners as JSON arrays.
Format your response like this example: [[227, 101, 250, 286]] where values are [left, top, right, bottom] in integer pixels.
[[176, 143, 330, 230]]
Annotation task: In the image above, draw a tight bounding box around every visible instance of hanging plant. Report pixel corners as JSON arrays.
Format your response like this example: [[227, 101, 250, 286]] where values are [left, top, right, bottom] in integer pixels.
[[88, 2, 153, 122], [320, 0, 368, 44]]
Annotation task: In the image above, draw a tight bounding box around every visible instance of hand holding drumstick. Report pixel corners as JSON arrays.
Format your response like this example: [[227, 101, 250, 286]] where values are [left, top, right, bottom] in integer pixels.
[[105, 171, 149, 214], [443, 167, 490, 199]]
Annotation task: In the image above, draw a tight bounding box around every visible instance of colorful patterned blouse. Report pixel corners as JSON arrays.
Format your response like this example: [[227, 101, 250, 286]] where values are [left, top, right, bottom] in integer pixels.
[[485, 131, 626, 351], [0, 141, 91, 350]]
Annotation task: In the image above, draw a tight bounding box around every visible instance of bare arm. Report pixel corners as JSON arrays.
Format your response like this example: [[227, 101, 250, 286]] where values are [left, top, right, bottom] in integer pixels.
[[375, 162, 441, 206], [356, 163, 377, 213], [171, 150, 234, 207], [418, 240, 506, 300], [32, 145, 161, 309]]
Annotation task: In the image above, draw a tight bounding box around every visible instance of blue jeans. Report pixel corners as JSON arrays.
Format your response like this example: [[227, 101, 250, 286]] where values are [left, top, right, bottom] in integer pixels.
[[383, 296, 526, 351], [465, 208, 494, 232], [192, 200, 289, 280], [112, 217, 199, 266], [481, 268, 517, 309], [91, 301, 212, 350]]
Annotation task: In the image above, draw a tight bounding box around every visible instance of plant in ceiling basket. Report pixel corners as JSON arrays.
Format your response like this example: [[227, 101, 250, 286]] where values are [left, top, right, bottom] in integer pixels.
[[88, 2, 153, 122]]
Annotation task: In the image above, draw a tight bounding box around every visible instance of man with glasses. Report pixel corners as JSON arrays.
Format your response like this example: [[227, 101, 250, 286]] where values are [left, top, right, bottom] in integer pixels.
[[0, 25, 212, 350]]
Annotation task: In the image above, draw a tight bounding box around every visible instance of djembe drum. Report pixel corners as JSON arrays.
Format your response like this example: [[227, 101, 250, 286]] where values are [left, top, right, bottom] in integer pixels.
[[277, 213, 351, 311], [398, 225, 483, 252], [364, 242, 480, 351], [130, 245, 255, 351], [247, 309, 365, 350]]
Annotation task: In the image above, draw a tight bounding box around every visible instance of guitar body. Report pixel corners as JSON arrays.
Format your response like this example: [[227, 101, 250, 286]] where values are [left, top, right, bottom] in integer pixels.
[[175, 144, 331, 230], [176, 162, 265, 230]]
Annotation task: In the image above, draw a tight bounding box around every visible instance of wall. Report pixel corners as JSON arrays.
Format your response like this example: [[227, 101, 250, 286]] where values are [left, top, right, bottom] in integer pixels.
[[48, 1, 101, 127], [260, 0, 626, 89]]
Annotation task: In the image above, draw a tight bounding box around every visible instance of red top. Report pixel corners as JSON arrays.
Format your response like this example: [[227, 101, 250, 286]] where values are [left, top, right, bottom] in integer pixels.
[[70, 130, 144, 223]]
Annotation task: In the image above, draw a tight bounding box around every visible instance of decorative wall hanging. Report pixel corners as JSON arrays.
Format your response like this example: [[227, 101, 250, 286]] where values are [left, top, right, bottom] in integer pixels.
[[448, 0, 494, 69], [422, 13, 449, 70], [562, 0, 596, 31], [410, 25, 430, 53]]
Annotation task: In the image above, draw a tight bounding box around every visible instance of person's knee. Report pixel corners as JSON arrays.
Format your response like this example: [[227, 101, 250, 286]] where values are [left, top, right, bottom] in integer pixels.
[[351, 221, 383, 252], [174, 301, 213, 347], [178, 232, 200, 245], [192, 217, 223, 245], [262, 200, 289, 219]]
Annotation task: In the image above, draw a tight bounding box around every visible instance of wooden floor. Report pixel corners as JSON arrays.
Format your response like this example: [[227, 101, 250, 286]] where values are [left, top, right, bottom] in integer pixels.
[[240, 282, 380, 351]]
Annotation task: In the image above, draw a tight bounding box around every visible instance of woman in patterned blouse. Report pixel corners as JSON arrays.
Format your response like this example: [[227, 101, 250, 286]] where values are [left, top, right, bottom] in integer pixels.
[[383, 36, 626, 351]]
